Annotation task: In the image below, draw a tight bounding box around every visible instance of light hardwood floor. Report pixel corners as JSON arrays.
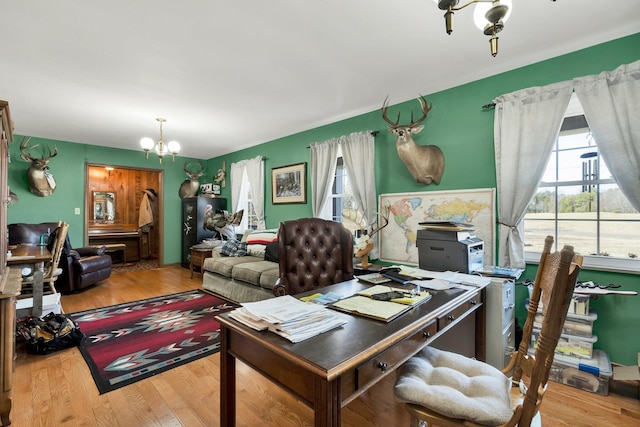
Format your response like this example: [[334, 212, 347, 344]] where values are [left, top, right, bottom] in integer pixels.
[[11, 264, 640, 426]]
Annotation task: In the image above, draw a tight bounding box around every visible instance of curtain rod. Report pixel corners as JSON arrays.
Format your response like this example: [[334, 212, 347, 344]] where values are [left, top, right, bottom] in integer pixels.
[[482, 103, 496, 110], [306, 131, 379, 148]]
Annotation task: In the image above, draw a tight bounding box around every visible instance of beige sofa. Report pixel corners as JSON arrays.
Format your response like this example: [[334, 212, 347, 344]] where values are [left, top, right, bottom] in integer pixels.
[[201, 229, 280, 303]]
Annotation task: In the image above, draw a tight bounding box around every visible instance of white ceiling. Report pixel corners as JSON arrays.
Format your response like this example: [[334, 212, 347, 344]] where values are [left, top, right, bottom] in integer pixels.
[[2, 1, 639, 160]]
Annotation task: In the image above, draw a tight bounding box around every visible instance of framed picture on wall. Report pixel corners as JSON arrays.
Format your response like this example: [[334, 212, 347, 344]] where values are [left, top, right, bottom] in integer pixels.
[[271, 162, 306, 204]]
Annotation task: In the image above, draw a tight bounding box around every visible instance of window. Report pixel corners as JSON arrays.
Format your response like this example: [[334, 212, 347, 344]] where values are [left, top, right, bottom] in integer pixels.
[[320, 149, 362, 235], [237, 169, 257, 231], [524, 96, 640, 271]]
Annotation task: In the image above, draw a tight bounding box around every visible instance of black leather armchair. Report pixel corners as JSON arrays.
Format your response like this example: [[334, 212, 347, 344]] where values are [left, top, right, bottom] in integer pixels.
[[273, 218, 354, 296], [8, 222, 112, 293]]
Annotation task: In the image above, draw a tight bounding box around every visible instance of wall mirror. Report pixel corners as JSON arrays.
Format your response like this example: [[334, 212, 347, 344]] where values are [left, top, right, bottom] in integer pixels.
[[93, 191, 116, 221]]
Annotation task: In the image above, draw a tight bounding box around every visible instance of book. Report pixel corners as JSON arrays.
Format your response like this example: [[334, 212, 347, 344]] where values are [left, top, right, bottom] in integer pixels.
[[357, 273, 392, 285], [331, 296, 411, 322], [357, 285, 432, 306], [474, 265, 524, 279], [419, 220, 475, 232]]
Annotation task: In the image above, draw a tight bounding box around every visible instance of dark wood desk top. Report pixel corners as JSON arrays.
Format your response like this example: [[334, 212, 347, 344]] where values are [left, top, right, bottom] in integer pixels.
[[217, 279, 476, 380], [7, 244, 51, 264]]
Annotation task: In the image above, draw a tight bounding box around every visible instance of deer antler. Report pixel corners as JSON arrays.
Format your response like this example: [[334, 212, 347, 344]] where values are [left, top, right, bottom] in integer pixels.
[[367, 204, 391, 238], [381, 95, 433, 128], [20, 136, 58, 161], [381, 96, 401, 126], [184, 161, 205, 179]]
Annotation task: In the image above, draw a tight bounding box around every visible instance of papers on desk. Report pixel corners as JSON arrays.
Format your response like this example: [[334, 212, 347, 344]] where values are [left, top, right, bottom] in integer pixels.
[[398, 266, 491, 287], [228, 295, 347, 343]]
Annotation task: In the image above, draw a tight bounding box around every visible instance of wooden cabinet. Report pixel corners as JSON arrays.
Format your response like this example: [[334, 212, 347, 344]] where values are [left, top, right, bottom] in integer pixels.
[[0, 100, 20, 426], [181, 197, 226, 268], [485, 278, 516, 369]]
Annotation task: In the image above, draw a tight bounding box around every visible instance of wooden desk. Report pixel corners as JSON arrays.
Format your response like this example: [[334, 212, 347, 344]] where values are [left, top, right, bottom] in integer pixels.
[[7, 244, 52, 318], [218, 280, 486, 426]]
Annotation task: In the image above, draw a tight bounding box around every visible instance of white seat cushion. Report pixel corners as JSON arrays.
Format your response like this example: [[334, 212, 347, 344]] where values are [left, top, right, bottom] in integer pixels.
[[395, 346, 513, 426]]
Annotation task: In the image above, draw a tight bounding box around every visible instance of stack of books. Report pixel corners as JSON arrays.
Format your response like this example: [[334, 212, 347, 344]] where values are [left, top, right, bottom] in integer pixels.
[[228, 295, 347, 343]]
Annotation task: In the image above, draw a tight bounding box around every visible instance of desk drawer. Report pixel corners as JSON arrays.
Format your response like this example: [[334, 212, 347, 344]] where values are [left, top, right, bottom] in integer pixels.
[[437, 291, 481, 330], [355, 320, 437, 389]]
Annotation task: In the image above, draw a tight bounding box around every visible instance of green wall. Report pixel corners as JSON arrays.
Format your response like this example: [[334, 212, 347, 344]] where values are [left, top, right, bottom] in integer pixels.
[[7, 33, 639, 365], [207, 33, 640, 366], [7, 137, 203, 264]]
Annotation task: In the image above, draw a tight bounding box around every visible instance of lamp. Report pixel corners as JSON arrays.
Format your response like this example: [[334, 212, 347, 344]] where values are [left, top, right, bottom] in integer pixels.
[[435, 0, 512, 57], [140, 118, 181, 163]]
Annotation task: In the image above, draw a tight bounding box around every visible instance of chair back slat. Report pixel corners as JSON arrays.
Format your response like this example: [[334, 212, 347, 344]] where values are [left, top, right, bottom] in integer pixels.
[[519, 243, 580, 427], [511, 235, 554, 382]]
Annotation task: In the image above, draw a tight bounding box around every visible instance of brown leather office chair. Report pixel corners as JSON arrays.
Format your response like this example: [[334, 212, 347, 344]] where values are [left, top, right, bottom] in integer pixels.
[[272, 218, 354, 296], [394, 236, 582, 427]]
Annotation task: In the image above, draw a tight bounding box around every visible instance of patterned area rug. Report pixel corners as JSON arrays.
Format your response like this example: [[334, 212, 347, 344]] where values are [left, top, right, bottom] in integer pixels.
[[68, 290, 237, 394], [111, 259, 159, 274]]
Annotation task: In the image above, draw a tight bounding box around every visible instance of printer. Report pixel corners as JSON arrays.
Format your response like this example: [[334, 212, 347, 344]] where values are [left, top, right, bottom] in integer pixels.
[[416, 229, 484, 274]]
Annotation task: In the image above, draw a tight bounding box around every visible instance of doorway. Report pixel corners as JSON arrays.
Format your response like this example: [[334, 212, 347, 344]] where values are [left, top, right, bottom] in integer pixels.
[[85, 164, 164, 266]]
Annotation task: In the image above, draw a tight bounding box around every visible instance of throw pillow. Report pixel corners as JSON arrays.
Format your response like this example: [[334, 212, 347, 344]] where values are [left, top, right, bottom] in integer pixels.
[[246, 229, 278, 245], [220, 239, 248, 257], [264, 241, 279, 263], [246, 244, 266, 257]]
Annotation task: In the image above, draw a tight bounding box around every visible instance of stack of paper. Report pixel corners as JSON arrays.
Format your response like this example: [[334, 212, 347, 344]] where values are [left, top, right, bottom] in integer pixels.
[[228, 295, 347, 343]]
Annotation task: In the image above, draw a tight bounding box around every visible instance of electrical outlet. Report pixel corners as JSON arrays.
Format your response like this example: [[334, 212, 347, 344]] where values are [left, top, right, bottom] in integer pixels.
[[74, 208, 80, 215]]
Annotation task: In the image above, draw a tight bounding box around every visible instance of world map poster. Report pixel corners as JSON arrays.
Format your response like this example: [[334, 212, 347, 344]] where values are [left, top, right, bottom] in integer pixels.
[[378, 188, 495, 266]]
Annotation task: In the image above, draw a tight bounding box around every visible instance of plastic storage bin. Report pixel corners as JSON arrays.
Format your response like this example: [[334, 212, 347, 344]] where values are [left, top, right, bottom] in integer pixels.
[[532, 328, 597, 359], [534, 310, 597, 338], [547, 350, 612, 396]]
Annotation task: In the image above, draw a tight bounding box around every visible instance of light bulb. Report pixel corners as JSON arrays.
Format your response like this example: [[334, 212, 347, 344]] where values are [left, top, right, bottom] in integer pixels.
[[140, 137, 154, 150], [167, 140, 180, 154], [474, 0, 511, 30]]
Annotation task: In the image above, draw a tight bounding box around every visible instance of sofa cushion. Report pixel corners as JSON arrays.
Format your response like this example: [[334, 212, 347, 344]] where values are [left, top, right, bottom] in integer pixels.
[[232, 261, 280, 287], [206, 255, 263, 278], [260, 268, 280, 290], [220, 239, 247, 257]]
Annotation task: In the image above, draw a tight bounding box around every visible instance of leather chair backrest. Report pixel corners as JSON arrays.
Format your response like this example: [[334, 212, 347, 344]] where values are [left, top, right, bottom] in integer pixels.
[[275, 218, 354, 296], [8, 222, 61, 246]]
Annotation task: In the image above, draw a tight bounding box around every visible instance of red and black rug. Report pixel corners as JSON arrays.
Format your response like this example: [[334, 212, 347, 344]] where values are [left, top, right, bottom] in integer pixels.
[[68, 290, 237, 394]]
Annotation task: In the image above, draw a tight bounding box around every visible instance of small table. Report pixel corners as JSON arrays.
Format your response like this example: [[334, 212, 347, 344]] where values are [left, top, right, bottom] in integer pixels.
[[7, 244, 52, 317], [104, 243, 127, 265], [190, 247, 213, 279]]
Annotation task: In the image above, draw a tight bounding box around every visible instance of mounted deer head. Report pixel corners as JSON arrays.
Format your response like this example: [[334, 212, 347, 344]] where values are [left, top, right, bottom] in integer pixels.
[[178, 161, 205, 199], [382, 95, 445, 185], [20, 137, 58, 197]]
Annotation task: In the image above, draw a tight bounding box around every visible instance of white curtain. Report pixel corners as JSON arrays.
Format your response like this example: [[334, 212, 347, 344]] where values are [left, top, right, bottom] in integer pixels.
[[310, 139, 339, 218], [573, 60, 640, 212], [230, 156, 266, 230], [341, 131, 377, 257], [245, 156, 266, 229], [230, 160, 246, 213], [493, 81, 573, 267]]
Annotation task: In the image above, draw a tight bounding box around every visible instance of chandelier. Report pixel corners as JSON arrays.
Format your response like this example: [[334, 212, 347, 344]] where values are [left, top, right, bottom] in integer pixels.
[[140, 118, 180, 163], [435, 0, 512, 57]]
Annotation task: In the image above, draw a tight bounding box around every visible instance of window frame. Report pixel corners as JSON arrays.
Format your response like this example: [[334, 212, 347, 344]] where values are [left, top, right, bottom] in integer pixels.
[[523, 105, 640, 274]]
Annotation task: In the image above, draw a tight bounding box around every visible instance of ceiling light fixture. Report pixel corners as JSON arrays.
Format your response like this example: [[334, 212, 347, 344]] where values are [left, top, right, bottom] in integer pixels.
[[140, 118, 180, 163], [435, 0, 512, 57]]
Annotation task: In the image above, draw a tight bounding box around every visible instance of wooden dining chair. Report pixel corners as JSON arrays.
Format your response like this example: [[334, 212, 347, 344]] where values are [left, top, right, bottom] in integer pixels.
[[394, 236, 582, 427], [19, 221, 69, 297]]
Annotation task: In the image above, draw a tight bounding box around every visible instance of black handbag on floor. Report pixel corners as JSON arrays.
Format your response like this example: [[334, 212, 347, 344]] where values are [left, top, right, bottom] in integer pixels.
[[17, 313, 84, 355]]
